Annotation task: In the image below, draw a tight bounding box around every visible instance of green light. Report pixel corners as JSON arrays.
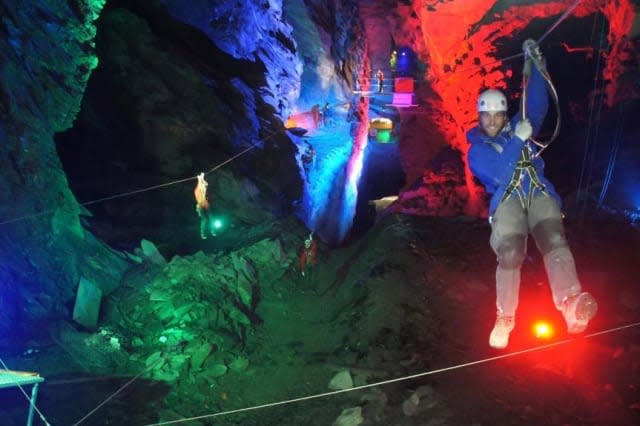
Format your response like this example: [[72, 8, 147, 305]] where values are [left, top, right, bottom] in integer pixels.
[[213, 219, 223, 229], [376, 129, 392, 143]]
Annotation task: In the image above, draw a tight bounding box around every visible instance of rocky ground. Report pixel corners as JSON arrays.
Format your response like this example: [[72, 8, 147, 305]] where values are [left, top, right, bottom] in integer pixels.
[[1, 210, 639, 426]]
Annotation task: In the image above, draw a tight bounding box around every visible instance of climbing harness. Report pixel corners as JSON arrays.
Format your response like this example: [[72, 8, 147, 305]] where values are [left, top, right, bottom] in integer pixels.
[[520, 38, 561, 158], [500, 144, 549, 209]]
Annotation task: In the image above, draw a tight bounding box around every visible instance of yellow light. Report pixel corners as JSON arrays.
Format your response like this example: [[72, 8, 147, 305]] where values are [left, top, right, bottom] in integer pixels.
[[532, 320, 554, 340]]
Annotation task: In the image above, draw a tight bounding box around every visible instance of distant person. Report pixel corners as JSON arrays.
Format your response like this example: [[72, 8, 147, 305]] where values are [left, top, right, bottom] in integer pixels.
[[194, 172, 216, 240], [311, 104, 321, 128], [301, 143, 316, 182], [299, 233, 318, 278], [321, 102, 334, 127], [389, 50, 397, 76], [376, 69, 384, 93], [466, 39, 597, 349]]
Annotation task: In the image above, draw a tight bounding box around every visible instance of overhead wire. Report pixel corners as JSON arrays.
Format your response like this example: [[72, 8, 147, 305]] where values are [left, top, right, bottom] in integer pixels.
[[537, 0, 583, 45], [143, 320, 640, 426], [70, 357, 165, 426], [0, 124, 286, 228]]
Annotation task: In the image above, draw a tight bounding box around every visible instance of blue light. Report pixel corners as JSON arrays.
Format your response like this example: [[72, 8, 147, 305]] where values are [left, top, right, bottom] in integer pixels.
[[396, 46, 416, 77]]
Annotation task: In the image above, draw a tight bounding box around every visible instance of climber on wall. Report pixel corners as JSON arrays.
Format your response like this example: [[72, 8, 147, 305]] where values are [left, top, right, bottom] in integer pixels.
[[466, 39, 597, 349], [194, 172, 216, 240], [299, 232, 318, 279]]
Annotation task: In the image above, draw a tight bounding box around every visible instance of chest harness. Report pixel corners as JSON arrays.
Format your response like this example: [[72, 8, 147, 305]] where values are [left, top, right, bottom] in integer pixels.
[[501, 143, 548, 209]]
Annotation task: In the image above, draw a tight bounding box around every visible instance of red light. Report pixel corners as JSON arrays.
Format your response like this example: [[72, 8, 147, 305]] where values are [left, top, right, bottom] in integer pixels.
[[532, 320, 554, 340]]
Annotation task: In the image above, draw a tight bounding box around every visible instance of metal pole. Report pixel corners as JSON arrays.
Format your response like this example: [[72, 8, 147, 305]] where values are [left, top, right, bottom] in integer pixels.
[[26, 382, 39, 426]]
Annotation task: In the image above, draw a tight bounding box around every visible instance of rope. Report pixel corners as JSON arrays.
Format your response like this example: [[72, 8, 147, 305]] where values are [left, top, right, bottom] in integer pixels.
[[420, 0, 583, 79], [537, 0, 583, 45], [144, 320, 640, 426], [0, 356, 52, 426], [519, 42, 562, 156], [0, 129, 283, 227], [71, 356, 165, 426]]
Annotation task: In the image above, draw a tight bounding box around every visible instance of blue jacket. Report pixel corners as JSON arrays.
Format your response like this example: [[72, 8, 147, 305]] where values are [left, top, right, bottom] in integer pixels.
[[466, 65, 561, 216]]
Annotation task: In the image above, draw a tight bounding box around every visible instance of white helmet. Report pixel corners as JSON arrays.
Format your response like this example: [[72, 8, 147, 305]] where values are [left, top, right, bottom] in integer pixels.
[[477, 89, 507, 112]]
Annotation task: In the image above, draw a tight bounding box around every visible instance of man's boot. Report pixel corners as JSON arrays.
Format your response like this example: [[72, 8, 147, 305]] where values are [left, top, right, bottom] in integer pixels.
[[560, 292, 597, 334], [489, 316, 515, 349]]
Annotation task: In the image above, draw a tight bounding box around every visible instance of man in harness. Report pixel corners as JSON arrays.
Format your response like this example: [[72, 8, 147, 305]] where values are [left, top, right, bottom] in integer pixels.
[[466, 39, 597, 349], [194, 172, 216, 240]]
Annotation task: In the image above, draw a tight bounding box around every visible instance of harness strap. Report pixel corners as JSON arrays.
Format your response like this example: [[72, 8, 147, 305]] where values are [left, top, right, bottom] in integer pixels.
[[501, 146, 548, 209]]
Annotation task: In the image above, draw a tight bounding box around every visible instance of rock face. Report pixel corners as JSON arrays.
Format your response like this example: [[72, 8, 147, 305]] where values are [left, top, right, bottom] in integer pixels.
[[0, 0, 131, 344]]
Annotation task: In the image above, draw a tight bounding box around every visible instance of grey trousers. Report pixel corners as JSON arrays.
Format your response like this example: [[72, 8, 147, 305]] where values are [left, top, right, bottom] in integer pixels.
[[489, 194, 582, 317], [197, 206, 212, 237]]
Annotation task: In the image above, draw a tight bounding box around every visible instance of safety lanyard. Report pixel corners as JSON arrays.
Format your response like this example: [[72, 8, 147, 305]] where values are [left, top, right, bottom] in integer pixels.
[[520, 40, 562, 158]]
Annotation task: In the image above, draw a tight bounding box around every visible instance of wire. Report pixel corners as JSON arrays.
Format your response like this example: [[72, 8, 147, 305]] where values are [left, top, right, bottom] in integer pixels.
[[144, 320, 640, 425], [537, 0, 584, 45], [0, 126, 284, 228], [71, 356, 165, 426]]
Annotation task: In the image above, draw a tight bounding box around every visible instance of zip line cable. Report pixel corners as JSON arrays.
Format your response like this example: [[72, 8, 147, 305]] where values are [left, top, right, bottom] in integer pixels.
[[537, 0, 583, 45], [7, 318, 639, 426], [385, 0, 583, 80], [0, 128, 283, 228], [70, 357, 165, 426], [143, 320, 640, 426]]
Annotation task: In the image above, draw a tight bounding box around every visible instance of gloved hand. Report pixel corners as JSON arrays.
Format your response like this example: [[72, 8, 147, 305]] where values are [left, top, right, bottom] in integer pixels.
[[523, 39, 542, 59], [515, 119, 532, 141]]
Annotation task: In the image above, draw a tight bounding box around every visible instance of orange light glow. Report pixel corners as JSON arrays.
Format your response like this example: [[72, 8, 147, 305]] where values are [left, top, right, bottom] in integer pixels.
[[532, 320, 554, 340]]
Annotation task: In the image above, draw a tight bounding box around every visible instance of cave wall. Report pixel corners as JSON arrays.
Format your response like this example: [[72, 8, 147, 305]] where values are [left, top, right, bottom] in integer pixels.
[[380, 0, 639, 217], [0, 0, 129, 344]]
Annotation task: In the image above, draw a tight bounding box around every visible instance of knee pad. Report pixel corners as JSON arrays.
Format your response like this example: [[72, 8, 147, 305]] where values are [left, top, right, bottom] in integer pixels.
[[496, 234, 526, 269], [532, 218, 568, 255]]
